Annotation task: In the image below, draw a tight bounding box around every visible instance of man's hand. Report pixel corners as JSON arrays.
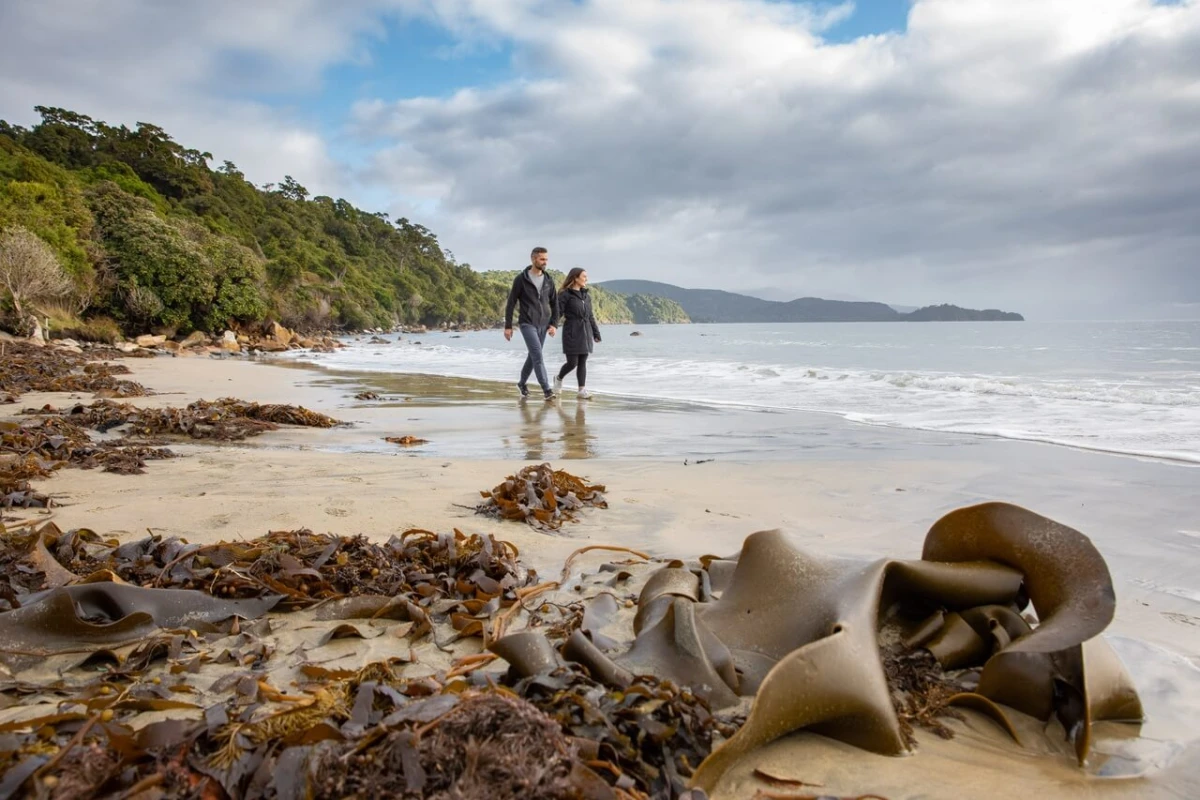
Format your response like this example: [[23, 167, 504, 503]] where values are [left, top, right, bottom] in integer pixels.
[[503, 328, 513, 341], [547, 326, 557, 337]]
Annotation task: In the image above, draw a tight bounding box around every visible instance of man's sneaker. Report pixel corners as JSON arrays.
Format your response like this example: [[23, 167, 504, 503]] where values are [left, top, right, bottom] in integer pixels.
[[553, 376, 563, 394], [544, 389, 557, 401], [517, 383, 529, 399], [577, 388, 591, 399]]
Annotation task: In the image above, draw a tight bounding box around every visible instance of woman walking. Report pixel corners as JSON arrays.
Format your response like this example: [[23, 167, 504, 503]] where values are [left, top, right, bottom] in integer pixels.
[[553, 268, 601, 399]]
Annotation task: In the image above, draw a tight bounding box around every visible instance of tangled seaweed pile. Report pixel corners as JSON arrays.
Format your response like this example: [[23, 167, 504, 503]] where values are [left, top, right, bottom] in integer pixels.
[[0, 656, 723, 800], [1, 341, 157, 505], [1, 342, 340, 516], [0, 503, 1147, 799], [310, 668, 732, 800], [1, 413, 176, 486], [0, 523, 728, 799], [0, 341, 149, 399], [477, 462, 608, 530], [0, 524, 534, 615], [2, 404, 339, 516], [142, 398, 338, 436], [36, 398, 340, 442]]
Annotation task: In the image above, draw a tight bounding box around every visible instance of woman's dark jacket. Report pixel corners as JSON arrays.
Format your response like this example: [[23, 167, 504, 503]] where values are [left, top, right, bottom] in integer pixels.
[[556, 288, 601, 355]]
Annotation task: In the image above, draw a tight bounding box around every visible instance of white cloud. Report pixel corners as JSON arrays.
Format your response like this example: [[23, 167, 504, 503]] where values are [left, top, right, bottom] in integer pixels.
[[0, 0, 420, 192], [3, 0, 1199, 317], [351, 0, 1200, 317]]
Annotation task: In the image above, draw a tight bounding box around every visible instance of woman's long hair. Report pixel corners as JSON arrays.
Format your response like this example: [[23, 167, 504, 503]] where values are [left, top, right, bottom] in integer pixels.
[[559, 267, 586, 294]]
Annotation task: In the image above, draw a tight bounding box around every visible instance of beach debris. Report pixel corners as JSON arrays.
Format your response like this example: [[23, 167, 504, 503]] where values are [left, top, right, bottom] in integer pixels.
[[312, 690, 610, 799], [1, 453, 56, 510], [0, 503, 1146, 799], [385, 435, 428, 446], [1, 413, 177, 480], [476, 462, 608, 530], [0, 523, 577, 800], [1, 398, 338, 495], [355, 391, 381, 400], [2, 341, 340, 491], [0, 524, 534, 615], [1, 474, 53, 510], [511, 502, 1141, 794], [0, 339, 149, 398], [67, 398, 340, 440], [505, 666, 736, 798]]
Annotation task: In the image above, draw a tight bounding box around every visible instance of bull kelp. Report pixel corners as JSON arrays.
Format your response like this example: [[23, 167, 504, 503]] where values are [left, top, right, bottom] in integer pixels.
[[0, 502, 1146, 799]]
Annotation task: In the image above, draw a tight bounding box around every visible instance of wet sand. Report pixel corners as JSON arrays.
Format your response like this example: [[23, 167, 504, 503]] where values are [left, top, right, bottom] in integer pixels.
[[4, 352, 1199, 798]]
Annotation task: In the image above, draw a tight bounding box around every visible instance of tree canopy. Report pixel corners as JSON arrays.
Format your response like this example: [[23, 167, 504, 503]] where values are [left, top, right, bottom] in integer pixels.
[[0, 107, 689, 335]]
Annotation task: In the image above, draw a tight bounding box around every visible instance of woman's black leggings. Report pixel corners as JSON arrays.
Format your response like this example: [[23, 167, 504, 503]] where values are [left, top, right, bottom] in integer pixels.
[[557, 353, 588, 386]]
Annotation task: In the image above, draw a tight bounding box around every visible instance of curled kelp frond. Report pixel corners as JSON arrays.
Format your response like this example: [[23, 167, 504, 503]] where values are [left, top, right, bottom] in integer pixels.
[[476, 462, 608, 530], [474, 503, 1139, 794]]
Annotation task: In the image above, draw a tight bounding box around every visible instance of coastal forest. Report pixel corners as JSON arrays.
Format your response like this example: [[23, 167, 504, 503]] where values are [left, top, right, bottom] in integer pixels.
[[0, 107, 688, 341]]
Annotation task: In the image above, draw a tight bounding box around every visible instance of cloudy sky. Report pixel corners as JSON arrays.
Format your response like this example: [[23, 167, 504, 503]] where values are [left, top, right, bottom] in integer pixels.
[[2, 0, 1198, 319]]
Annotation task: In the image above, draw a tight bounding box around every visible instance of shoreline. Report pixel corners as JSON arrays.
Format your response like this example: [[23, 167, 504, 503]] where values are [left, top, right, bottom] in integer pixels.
[[301, 359, 1200, 467], [271, 323, 1200, 468], [259, 353, 1200, 470], [6, 352, 1199, 655], [4, 348, 1199, 798]]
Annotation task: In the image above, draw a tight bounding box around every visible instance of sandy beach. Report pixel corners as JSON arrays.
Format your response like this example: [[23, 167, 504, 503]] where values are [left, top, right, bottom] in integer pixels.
[[4, 349, 1199, 799]]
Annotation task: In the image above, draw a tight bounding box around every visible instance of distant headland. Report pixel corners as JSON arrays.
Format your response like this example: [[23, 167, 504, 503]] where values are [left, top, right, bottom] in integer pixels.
[[598, 280, 1024, 323]]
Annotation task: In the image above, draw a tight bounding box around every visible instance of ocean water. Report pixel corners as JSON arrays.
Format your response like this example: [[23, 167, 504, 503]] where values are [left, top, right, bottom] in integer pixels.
[[280, 320, 1200, 465]]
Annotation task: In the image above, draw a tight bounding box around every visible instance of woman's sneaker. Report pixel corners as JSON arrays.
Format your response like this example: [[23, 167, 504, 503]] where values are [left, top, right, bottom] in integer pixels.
[[553, 376, 563, 394], [577, 388, 591, 399]]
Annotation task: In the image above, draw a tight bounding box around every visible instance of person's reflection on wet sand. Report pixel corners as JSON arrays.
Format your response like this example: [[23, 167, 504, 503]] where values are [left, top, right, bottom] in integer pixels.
[[557, 398, 595, 459], [516, 399, 553, 460]]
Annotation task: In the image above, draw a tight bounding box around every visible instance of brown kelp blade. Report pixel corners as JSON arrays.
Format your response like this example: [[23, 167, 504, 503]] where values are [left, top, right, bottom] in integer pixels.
[[690, 628, 907, 794], [0, 583, 279, 665], [923, 502, 1115, 657]]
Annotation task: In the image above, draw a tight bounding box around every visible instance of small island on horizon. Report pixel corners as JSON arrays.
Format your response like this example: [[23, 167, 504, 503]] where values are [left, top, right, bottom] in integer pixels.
[[598, 280, 1024, 323]]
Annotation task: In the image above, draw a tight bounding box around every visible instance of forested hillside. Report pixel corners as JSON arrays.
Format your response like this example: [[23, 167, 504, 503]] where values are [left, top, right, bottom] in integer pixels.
[[0, 107, 507, 338], [0, 108, 693, 340]]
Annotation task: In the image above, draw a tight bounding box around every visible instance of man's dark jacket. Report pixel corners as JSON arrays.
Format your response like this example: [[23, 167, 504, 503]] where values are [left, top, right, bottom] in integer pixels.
[[505, 267, 559, 330]]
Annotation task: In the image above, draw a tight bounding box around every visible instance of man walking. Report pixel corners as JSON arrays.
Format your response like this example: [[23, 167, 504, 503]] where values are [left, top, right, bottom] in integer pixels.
[[504, 246, 559, 400]]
